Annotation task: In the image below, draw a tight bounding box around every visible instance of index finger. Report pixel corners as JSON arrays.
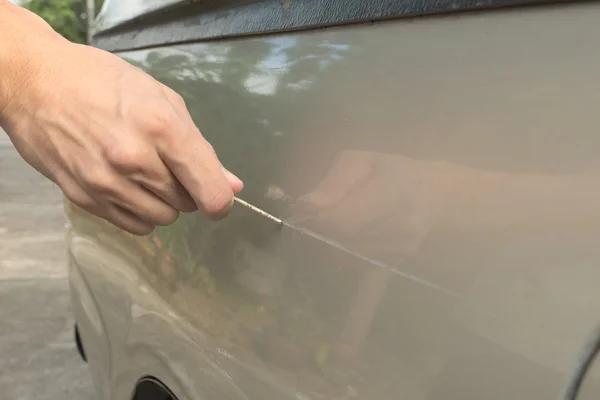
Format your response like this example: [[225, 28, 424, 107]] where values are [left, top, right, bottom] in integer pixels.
[[158, 121, 234, 220]]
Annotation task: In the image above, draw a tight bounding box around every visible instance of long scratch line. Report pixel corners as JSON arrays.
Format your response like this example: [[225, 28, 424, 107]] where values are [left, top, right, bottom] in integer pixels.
[[233, 197, 458, 297]]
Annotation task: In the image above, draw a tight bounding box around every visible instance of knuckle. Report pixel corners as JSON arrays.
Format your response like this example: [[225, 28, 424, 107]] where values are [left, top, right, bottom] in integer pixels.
[[156, 209, 180, 226], [204, 140, 216, 155], [125, 223, 154, 236], [62, 186, 95, 210], [110, 214, 155, 236], [168, 90, 186, 107], [145, 107, 175, 138], [83, 168, 117, 194], [134, 225, 155, 236], [180, 199, 199, 213], [72, 195, 96, 210], [203, 185, 234, 218], [169, 208, 181, 224], [105, 144, 146, 173]]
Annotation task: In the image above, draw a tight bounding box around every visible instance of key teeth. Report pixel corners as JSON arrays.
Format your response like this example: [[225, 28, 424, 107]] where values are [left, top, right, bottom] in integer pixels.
[[233, 197, 283, 225]]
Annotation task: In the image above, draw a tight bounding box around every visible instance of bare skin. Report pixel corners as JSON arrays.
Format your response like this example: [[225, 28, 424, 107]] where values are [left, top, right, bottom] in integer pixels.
[[0, 2, 243, 235]]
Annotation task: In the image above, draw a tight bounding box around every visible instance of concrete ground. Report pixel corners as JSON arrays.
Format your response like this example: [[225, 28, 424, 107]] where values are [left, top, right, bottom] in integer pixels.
[[0, 130, 96, 399]]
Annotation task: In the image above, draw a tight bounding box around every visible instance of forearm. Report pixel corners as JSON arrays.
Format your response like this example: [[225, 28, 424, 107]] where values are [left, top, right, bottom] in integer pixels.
[[0, 2, 63, 120]]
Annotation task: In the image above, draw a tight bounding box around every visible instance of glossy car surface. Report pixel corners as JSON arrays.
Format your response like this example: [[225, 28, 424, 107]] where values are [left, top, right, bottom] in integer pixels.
[[68, 1, 600, 399]]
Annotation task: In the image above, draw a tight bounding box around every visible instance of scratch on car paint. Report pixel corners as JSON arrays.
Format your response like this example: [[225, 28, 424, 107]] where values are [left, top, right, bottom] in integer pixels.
[[281, 220, 459, 297], [217, 347, 234, 360], [233, 197, 459, 297]]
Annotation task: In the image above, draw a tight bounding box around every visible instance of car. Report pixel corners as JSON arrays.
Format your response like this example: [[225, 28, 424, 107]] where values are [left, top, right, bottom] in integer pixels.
[[68, 0, 600, 399]]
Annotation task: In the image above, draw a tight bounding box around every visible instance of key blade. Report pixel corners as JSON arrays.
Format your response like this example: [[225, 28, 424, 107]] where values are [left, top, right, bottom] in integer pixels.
[[233, 197, 283, 225]]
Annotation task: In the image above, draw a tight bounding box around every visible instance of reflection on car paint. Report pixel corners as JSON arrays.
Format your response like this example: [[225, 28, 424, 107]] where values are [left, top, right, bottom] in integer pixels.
[[70, 4, 600, 399]]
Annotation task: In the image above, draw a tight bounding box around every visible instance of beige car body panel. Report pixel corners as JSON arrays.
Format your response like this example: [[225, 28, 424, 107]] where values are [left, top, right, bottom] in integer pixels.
[[68, 2, 600, 399]]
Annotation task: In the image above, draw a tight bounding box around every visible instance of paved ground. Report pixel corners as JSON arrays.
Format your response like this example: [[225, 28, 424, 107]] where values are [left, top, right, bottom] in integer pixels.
[[0, 130, 96, 399]]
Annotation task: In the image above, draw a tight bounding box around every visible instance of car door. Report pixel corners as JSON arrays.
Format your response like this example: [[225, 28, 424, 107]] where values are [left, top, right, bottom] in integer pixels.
[[72, 1, 600, 399]]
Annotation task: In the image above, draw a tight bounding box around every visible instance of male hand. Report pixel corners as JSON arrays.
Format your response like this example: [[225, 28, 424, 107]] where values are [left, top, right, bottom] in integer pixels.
[[0, 4, 243, 235]]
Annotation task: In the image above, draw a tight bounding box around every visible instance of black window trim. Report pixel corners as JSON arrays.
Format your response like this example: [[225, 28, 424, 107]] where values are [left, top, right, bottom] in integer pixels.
[[94, 0, 585, 52]]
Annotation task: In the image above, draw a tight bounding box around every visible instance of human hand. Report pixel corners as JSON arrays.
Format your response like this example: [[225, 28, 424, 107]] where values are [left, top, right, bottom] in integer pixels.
[[0, 6, 243, 235]]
